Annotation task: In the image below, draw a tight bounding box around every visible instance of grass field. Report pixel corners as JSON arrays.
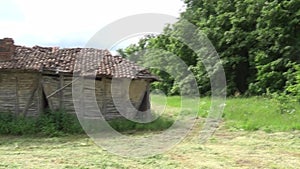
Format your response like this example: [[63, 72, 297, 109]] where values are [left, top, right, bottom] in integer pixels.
[[0, 126, 299, 168], [0, 95, 299, 168], [151, 95, 300, 132]]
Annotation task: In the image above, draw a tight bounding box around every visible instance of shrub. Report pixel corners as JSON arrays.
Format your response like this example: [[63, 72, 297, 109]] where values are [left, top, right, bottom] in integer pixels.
[[286, 64, 300, 101], [0, 110, 84, 136], [0, 110, 175, 136], [108, 115, 174, 133], [38, 110, 84, 136], [0, 112, 38, 135]]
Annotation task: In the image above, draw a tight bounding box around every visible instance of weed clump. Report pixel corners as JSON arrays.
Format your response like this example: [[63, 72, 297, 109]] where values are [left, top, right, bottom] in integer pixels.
[[0, 110, 175, 136], [0, 111, 83, 136]]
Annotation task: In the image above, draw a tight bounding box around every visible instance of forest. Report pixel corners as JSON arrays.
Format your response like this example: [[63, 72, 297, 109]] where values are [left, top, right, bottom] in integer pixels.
[[118, 0, 300, 99]]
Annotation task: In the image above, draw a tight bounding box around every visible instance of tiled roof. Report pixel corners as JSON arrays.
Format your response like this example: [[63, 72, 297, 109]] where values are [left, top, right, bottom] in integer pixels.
[[0, 45, 157, 80]]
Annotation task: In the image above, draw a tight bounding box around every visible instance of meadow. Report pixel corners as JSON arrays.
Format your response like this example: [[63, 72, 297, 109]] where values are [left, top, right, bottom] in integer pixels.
[[151, 95, 300, 132], [0, 95, 299, 168]]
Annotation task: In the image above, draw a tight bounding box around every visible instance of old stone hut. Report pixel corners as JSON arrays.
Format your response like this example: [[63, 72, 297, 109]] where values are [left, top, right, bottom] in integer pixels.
[[0, 38, 156, 119]]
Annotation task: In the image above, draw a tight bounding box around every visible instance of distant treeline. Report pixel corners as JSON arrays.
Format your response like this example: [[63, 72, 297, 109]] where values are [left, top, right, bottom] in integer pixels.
[[119, 0, 300, 97]]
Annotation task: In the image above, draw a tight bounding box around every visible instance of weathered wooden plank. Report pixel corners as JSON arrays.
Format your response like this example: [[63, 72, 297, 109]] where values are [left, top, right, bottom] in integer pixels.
[[15, 76, 19, 116], [0, 72, 42, 116], [42, 76, 60, 110], [22, 75, 40, 117], [59, 74, 64, 109], [0, 71, 152, 120]]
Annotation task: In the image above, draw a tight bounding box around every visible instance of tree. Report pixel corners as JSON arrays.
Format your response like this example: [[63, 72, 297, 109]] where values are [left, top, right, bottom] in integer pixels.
[[119, 0, 300, 96], [249, 0, 300, 94]]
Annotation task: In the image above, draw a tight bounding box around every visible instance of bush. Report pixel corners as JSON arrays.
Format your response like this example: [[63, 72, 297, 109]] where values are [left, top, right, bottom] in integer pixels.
[[108, 115, 174, 133], [286, 64, 300, 101], [266, 92, 297, 115], [0, 111, 84, 136], [0, 112, 38, 135], [0, 110, 175, 136], [38, 110, 84, 136]]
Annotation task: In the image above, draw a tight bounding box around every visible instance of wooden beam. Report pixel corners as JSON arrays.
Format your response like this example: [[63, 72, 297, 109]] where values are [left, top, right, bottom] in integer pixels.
[[37, 74, 43, 115], [46, 77, 80, 99], [102, 78, 107, 116], [59, 74, 64, 110], [22, 76, 39, 117], [15, 76, 19, 116], [137, 80, 150, 111]]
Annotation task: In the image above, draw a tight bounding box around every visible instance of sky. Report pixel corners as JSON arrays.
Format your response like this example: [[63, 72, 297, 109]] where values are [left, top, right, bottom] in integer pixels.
[[0, 0, 185, 49]]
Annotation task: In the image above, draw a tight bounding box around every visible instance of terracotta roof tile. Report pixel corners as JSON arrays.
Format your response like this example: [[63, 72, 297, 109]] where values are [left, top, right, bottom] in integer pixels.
[[0, 45, 157, 80]]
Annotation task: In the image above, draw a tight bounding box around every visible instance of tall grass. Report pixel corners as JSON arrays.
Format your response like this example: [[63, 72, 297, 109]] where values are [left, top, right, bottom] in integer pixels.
[[108, 115, 174, 133], [151, 95, 300, 132], [1, 95, 298, 136], [0, 110, 175, 136], [150, 95, 211, 117], [224, 97, 300, 132], [0, 111, 84, 136]]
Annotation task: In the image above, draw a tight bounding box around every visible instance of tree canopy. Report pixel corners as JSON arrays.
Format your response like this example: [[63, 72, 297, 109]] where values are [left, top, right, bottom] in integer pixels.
[[119, 0, 300, 96]]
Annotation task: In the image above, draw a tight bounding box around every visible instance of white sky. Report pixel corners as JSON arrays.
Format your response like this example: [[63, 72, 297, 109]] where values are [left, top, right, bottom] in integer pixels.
[[0, 0, 185, 48]]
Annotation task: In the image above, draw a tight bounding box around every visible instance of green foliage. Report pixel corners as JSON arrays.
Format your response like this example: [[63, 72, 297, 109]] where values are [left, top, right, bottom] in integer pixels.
[[286, 64, 300, 101], [0, 113, 37, 135], [224, 96, 300, 132], [0, 110, 175, 136], [262, 64, 300, 116], [249, 0, 300, 94], [38, 111, 84, 136], [0, 111, 84, 136], [151, 94, 299, 132], [267, 92, 297, 115], [108, 115, 174, 133], [119, 0, 300, 96]]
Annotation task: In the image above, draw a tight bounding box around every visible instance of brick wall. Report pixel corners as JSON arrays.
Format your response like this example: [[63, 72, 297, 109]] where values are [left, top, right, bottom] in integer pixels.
[[0, 38, 15, 61]]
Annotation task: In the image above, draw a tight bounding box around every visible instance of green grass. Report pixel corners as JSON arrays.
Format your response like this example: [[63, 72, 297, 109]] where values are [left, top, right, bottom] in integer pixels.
[[150, 95, 211, 117], [0, 95, 300, 168], [223, 97, 300, 132], [108, 116, 174, 132], [0, 129, 299, 168], [0, 109, 175, 136], [151, 95, 300, 132], [0, 111, 84, 136], [1, 95, 299, 136]]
